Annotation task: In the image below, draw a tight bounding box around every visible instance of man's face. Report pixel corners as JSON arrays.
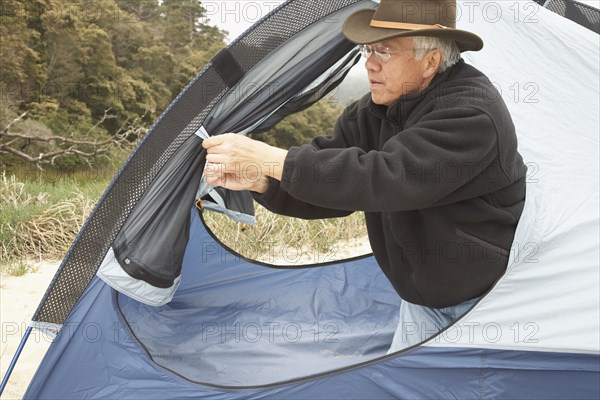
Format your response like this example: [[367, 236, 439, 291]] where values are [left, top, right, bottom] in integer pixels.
[[365, 37, 430, 106]]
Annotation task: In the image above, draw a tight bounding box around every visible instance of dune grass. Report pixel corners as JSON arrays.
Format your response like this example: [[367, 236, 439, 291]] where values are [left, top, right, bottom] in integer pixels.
[[0, 171, 108, 270], [203, 204, 367, 264], [1, 171, 368, 274]]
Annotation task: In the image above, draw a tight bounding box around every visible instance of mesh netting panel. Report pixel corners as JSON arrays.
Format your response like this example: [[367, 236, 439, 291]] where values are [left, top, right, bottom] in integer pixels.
[[231, 0, 360, 69], [539, 0, 600, 34], [32, 0, 365, 325]]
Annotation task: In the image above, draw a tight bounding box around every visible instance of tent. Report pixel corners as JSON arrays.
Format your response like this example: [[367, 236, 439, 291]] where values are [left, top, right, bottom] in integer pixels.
[[1, 0, 598, 398]]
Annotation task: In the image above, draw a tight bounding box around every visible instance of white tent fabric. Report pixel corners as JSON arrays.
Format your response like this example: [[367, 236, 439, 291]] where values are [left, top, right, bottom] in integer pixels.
[[427, 1, 600, 354]]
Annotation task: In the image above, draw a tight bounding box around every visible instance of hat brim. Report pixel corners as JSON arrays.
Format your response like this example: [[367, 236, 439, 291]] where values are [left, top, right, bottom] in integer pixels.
[[342, 9, 483, 52]]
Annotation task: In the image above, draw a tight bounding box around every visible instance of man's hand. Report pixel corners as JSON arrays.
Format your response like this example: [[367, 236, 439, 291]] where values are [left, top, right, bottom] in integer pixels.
[[202, 133, 288, 193]]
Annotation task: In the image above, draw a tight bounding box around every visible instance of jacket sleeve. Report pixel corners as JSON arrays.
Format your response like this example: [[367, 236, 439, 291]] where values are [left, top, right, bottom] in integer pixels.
[[252, 177, 353, 219], [251, 112, 356, 220], [279, 106, 506, 212]]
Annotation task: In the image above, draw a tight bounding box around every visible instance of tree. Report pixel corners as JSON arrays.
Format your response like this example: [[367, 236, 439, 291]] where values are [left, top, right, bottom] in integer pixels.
[[0, 0, 228, 171], [0, 109, 144, 169], [251, 100, 344, 149], [0, 0, 46, 104], [162, 0, 208, 50]]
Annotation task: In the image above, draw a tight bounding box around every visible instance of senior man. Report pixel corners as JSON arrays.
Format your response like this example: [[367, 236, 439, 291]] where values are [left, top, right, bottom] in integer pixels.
[[203, 0, 526, 352]]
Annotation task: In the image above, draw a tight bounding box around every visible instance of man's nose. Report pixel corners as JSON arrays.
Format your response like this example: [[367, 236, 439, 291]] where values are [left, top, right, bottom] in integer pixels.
[[364, 54, 382, 72]]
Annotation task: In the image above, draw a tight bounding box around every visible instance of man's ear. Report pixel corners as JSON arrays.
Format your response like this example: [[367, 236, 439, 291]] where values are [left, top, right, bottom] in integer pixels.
[[423, 49, 444, 79]]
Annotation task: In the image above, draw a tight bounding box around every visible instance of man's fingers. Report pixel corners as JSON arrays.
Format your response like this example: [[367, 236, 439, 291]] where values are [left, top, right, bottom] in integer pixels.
[[204, 162, 218, 173], [205, 159, 241, 175], [202, 133, 237, 150], [202, 135, 227, 151], [205, 154, 228, 164], [205, 174, 223, 186]]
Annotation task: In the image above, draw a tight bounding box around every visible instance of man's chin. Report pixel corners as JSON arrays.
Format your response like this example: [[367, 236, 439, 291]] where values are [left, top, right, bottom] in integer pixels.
[[371, 94, 390, 106], [370, 93, 384, 105]]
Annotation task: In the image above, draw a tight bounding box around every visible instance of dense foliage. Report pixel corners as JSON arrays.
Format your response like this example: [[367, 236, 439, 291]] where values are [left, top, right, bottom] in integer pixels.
[[1, 0, 227, 168], [251, 99, 342, 148], [1, 0, 345, 169], [1, 0, 225, 122]]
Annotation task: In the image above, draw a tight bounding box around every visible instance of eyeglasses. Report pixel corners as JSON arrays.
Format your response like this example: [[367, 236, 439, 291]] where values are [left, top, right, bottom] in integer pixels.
[[359, 44, 414, 62]]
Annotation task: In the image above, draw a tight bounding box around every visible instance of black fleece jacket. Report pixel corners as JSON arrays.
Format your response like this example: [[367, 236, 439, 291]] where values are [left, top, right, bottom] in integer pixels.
[[254, 59, 526, 308]]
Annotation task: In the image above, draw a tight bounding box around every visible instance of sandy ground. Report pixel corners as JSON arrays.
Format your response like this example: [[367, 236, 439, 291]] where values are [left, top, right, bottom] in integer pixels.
[[0, 261, 60, 400], [265, 236, 373, 266], [0, 239, 371, 399]]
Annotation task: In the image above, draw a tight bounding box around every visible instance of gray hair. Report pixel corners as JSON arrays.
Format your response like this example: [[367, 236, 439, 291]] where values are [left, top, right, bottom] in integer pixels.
[[412, 36, 461, 73]]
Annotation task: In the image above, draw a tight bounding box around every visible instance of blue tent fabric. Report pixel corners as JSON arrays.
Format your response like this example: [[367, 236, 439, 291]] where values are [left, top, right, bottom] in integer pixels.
[[117, 212, 400, 387], [24, 212, 600, 399]]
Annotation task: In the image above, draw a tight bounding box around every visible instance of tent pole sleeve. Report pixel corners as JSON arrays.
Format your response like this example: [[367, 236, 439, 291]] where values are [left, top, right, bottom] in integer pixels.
[[0, 326, 32, 396]]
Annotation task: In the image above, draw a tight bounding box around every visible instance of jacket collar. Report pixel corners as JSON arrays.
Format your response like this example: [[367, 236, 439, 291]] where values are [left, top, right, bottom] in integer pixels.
[[368, 58, 465, 126]]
